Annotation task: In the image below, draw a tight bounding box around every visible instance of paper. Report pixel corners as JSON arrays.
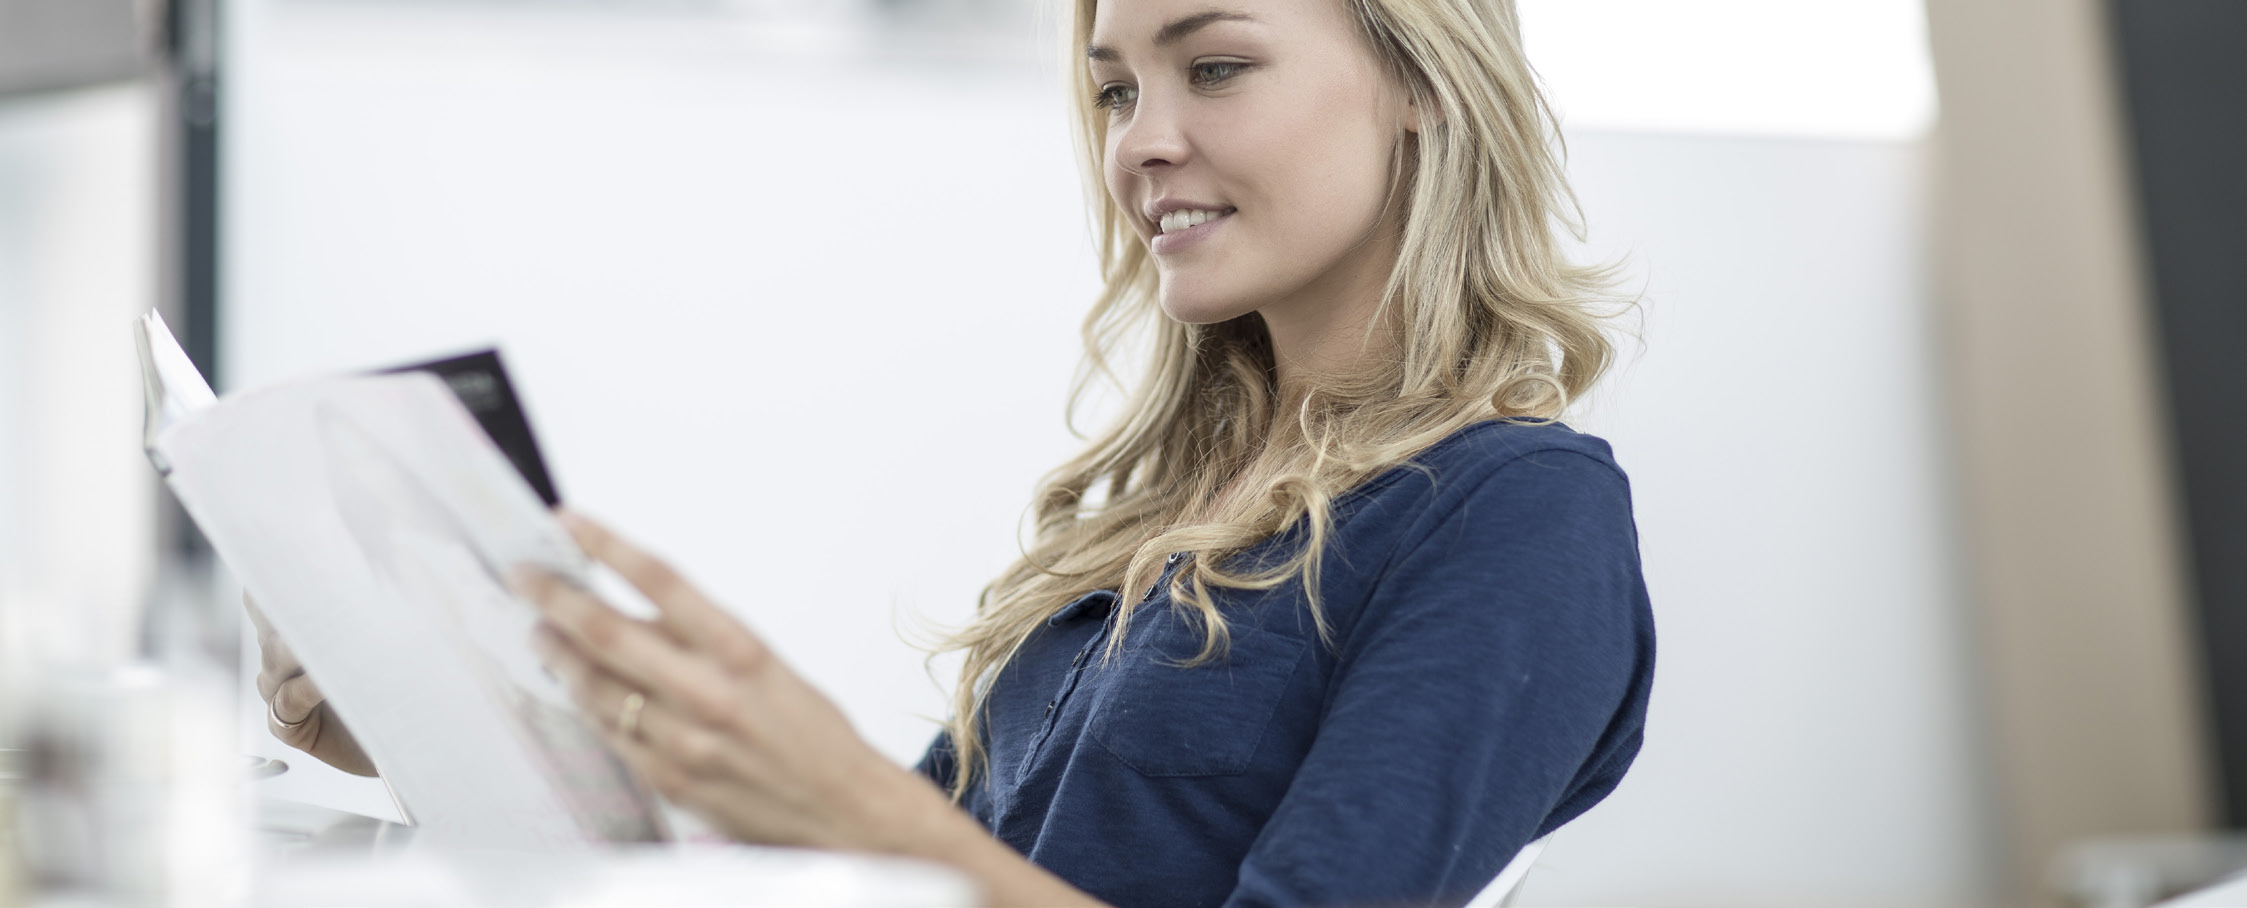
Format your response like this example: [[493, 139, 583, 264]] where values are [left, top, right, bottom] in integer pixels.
[[136, 313, 666, 848]]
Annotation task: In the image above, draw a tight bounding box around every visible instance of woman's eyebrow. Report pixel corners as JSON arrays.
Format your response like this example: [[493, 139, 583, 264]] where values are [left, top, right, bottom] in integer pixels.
[[1086, 10, 1257, 62]]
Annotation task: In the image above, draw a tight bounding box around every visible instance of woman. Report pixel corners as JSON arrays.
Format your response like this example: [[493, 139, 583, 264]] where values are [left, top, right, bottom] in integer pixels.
[[260, 0, 1654, 904]]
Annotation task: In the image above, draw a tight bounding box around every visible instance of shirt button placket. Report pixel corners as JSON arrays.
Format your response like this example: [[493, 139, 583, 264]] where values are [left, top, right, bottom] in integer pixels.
[[1146, 553, 1182, 601]]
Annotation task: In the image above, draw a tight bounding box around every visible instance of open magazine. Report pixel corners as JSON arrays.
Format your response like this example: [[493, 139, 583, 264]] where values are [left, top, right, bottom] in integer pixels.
[[133, 311, 668, 848]]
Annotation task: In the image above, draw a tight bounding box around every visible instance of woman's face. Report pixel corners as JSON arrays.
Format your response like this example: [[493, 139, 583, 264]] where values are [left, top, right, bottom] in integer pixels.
[[1090, 0, 1411, 327]]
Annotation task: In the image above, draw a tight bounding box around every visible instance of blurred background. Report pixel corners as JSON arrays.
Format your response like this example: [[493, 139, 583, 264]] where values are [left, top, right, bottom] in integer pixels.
[[0, 0, 2241, 905]]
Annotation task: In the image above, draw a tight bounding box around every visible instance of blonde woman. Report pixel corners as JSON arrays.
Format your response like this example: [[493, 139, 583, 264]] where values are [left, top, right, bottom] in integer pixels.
[[264, 0, 1655, 903]]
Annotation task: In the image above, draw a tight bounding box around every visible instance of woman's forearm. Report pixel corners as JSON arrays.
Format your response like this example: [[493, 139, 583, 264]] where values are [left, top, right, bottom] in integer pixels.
[[862, 765, 1105, 908]]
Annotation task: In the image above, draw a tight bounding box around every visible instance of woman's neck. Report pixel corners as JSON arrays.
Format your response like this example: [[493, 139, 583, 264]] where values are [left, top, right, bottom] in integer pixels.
[[1258, 225, 1404, 409], [1264, 295, 1397, 412]]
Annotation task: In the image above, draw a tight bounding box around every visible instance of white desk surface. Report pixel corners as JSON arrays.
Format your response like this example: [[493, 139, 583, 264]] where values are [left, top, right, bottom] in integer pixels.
[[13, 790, 968, 907], [250, 796, 977, 907]]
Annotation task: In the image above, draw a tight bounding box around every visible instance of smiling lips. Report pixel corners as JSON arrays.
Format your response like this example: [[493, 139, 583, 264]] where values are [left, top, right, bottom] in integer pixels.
[[1149, 206, 1236, 255], [1158, 208, 1232, 234]]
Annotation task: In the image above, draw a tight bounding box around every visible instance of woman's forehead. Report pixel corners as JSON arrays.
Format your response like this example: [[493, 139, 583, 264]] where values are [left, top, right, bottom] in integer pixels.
[[1089, 0, 1349, 54]]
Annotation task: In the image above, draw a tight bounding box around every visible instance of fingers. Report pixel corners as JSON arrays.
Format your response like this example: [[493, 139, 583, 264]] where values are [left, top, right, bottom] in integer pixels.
[[266, 699, 318, 743], [253, 632, 306, 705], [264, 679, 325, 753], [515, 569, 749, 730], [245, 593, 311, 699], [262, 685, 380, 778], [552, 510, 770, 675], [242, 592, 275, 636], [242, 597, 377, 779], [532, 625, 743, 786], [270, 672, 326, 726], [256, 644, 305, 698], [532, 624, 633, 731], [517, 524, 913, 853]]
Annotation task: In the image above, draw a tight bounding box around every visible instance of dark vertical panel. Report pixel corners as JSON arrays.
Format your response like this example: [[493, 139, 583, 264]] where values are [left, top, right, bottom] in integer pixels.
[[168, 0, 221, 388], [2110, 0, 2247, 824], [160, 0, 220, 563], [181, 85, 218, 386]]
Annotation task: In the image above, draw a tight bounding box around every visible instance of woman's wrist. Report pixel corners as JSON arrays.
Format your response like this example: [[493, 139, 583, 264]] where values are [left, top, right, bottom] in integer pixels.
[[850, 763, 1103, 907], [844, 759, 978, 860]]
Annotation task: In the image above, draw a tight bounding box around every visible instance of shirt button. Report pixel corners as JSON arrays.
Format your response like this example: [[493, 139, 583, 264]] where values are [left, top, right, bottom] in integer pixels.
[[1166, 553, 1180, 565], [1045, 700, 1058, 715]]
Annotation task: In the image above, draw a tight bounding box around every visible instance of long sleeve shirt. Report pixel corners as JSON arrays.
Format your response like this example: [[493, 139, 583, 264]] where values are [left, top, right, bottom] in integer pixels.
[[918, 420, 1656, 908]]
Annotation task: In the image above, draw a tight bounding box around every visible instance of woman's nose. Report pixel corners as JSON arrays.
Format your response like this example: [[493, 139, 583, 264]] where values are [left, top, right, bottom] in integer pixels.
[[1111, 95, 1188, 174]]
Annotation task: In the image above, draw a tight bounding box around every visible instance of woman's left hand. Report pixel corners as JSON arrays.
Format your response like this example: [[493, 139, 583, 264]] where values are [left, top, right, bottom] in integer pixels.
[[515, 510, 1104, 907], [513, 510, 932, 852]]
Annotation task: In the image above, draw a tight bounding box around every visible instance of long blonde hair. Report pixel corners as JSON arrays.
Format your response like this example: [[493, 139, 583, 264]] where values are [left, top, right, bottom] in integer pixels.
[[935, 0, 1623, 800]]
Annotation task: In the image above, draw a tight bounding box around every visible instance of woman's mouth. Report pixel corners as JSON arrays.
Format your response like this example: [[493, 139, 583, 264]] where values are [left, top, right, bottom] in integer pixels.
[[1151, 207, 1235, 254]]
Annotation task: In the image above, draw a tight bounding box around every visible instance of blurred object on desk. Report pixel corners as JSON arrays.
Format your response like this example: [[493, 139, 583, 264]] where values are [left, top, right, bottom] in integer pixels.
[[2056, 834, 2247, 908], [6, 665, 247, 905], [2157, 873, 2247, 908], [0, 746, 20, 905]]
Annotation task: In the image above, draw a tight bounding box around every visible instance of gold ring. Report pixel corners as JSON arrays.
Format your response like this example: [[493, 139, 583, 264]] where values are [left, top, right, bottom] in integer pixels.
[[617, 692, 646, 740]]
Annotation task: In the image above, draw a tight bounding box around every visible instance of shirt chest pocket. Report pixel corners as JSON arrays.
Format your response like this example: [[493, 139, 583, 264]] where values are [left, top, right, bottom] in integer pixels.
[[1084, 614, 1309, 777]]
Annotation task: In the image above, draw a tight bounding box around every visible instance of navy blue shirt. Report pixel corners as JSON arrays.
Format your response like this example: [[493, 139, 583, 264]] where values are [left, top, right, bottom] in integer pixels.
[[918, 421, 1654, 908]]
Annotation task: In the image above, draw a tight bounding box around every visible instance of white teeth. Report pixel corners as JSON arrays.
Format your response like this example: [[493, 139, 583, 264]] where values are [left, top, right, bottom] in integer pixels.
[[1158, 208, 1228, 234]]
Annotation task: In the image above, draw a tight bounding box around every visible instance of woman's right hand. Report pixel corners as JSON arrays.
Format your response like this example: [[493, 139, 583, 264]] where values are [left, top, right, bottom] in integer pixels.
[[245, 594, 379, 777]]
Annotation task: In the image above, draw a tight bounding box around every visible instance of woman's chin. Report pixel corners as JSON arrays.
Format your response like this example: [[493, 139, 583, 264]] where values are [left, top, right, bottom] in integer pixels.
[[1155, 287, 1261, 327]]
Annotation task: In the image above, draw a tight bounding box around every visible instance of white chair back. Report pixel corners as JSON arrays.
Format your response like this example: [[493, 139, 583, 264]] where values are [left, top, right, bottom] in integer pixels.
[[1464, 836, 1549, 908]]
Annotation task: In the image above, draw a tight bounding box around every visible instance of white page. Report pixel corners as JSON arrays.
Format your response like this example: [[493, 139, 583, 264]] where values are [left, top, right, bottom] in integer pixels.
[[134, 311, 216, 460], [156, 371, 666, 848]]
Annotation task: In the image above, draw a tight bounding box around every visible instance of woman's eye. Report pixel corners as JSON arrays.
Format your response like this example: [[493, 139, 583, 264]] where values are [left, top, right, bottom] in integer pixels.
[[1190, 61, 1246, 86], [1094, 84, 1137, 110]]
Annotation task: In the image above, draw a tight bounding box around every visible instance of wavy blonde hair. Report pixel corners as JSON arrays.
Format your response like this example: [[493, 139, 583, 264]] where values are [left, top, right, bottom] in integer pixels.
[[935, 0, 1623, 800]]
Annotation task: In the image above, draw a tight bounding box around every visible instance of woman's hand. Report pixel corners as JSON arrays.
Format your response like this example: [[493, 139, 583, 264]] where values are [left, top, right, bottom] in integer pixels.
[[514, 511, 907, 850], [245, 594, 378, 777], [515, 511, 1101, 907]]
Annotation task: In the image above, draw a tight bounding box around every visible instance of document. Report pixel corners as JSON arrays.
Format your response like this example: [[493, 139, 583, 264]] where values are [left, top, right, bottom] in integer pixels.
[[134, 312, 667, 848]]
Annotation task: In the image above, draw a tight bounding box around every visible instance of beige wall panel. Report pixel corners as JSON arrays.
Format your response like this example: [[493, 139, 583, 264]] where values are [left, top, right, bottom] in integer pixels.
[[1923, 0, 2216, 905]]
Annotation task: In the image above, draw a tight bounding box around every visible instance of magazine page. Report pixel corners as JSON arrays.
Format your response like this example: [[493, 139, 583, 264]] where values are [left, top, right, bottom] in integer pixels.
[[153, 371, 666, 848], [133, 311, 217, 463]]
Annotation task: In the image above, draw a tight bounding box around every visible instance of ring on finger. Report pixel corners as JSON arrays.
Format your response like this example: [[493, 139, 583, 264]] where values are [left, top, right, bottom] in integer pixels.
[[617, 691, 647, 740], [269, 698, 310, 730]]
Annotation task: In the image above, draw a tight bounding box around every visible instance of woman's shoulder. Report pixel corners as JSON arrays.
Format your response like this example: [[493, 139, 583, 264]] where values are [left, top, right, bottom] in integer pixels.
[[1414, 418, 1623, 477], [1328, 418, 1633, 546], [1345, 419, 1626, 510]]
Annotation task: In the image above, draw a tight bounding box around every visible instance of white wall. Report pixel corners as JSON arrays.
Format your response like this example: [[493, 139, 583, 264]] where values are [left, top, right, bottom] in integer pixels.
[[1529, 132, 1993, 907], [221, 3, 1993, 905], [1519, 0, 1936, 140]]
